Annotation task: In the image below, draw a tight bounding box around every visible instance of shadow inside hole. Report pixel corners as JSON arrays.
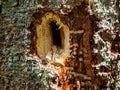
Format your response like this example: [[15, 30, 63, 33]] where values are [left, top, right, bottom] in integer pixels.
[[50, 21, 62, 48]]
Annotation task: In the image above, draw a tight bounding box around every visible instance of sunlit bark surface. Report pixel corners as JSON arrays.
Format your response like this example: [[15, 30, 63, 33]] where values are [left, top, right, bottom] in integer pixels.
[[0, 0, 120, 90]]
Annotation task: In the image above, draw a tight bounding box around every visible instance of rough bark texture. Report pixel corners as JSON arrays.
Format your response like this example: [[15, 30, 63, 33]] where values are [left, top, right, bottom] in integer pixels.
[[29, 2, 103, 89], [1, 0, 118, 90]]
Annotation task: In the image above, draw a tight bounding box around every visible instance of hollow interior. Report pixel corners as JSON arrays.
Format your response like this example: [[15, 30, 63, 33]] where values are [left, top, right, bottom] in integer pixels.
[[50, 21, 62, 48], [36, 13, 70, 64]]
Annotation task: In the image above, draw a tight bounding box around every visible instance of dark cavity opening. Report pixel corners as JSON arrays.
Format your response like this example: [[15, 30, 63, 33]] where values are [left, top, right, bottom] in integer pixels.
[[50, 21, 62, 48]]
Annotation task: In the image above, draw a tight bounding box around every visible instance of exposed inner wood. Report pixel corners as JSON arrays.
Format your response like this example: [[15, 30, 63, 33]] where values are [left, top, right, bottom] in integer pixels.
[[36, 12, 70, 65], [30, 3, 102, 89]]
